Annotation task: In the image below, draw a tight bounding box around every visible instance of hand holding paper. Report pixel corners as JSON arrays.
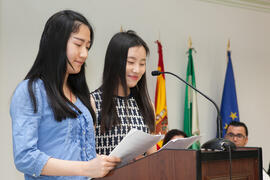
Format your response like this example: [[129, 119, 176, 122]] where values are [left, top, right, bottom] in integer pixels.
[[109, 129, 163, 167]]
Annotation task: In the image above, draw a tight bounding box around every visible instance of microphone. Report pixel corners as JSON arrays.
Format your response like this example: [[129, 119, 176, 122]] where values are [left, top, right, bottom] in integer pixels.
[[152, 70, 236, 151], [151, 70, 162, 76]]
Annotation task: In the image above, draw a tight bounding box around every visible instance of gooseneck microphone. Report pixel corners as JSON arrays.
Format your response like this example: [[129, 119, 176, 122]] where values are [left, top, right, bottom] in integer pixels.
[[152, 70, 222, 138], [152, 70, 236, 151]]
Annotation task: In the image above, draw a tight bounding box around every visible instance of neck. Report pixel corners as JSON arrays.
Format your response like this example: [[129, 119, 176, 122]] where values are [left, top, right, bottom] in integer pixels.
[[63, 72, 69, 88], [63, 73, 73, 102], [117, 84, 130, 97], [63, 74, 69, 92]]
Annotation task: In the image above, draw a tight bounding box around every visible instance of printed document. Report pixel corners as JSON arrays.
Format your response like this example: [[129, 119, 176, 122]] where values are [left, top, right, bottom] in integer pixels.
[[109, 128, 163, 167], [160, 135, 201, 150]]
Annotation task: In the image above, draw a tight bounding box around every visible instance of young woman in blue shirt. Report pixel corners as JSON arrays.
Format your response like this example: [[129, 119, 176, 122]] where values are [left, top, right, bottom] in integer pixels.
[[10, 10, 120, 180]]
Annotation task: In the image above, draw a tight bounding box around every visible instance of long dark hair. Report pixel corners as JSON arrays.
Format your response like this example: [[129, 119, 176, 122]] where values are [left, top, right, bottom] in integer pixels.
[[25, 10, 96, 122], [99, 30, 155, 133]]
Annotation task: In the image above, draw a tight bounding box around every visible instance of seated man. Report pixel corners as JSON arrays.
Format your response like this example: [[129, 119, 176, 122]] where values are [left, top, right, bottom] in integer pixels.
[[225, 121, 269, 179], [225, 121, 248, 147]]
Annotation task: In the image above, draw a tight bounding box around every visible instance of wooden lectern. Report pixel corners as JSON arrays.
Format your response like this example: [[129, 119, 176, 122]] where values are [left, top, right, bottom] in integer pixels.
[[95, 147, 262, 180]]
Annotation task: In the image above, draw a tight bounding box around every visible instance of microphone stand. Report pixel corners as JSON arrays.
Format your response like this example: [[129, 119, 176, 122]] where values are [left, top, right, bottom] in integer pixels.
[[152, 70, 236, 151]]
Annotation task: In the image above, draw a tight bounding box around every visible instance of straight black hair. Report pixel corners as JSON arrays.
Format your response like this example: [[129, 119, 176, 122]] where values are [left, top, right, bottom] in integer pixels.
[[25, 10, 96, 122], [99, 30, 155, 133]]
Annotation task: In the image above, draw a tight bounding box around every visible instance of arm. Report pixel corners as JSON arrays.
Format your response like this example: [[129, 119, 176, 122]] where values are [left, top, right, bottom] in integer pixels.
[[135, 145, 157, 160], [151, 102, 156, 133], [41, 155, 120, 178], [90, 94, 97, 129], [11, 81, 50, 177], [147, 102, 157, 154], [136, 102, 157, 157], [146, 145, 157, 155], [11, 81, 120, 178], [90, 94, 97, 113], [146, 102, 157, 155]]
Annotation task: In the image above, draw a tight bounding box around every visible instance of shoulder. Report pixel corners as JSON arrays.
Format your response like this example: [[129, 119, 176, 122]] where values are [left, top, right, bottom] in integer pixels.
[[90, 95, 96, 113], [90, 88, 102, 95], [90, 88, 103, 110], [13, 80, 29, 95], [151, 102, 155, 110], [10, 79, 46, 115], [16, 78, 44, 89], [12, 79, 46, 103], [90, 88, 102, 100], [13, 79, 43, 94]]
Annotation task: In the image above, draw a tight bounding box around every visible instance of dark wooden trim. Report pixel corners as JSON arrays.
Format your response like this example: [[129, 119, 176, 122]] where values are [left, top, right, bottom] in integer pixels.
[[196, 150, 202, 180], [201, 149, 259, 161], [95, 148, 262, 180]]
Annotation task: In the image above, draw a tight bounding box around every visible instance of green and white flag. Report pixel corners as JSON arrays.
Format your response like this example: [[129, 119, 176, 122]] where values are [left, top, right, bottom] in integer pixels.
[[183, 48, 200, 150]]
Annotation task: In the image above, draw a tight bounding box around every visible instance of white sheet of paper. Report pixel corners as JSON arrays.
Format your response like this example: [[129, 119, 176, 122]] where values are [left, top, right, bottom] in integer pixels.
[[160, 135, 201, 150], [263, 169, 270, 180], [109, 128, 163, 167]]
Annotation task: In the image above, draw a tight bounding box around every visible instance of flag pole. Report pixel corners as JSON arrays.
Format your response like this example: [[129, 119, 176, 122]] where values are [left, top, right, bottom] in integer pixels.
[[227, 39, 230, 51], [201, 39, 237, 151], [188, 36, 192, 49]]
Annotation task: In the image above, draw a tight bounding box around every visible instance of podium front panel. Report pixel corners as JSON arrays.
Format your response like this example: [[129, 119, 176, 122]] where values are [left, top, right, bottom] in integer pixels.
[[95, 148, 262, 180]]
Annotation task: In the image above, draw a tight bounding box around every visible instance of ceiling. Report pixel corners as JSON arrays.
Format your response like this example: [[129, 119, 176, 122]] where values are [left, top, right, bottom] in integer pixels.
[[199, 0, 270, 13]]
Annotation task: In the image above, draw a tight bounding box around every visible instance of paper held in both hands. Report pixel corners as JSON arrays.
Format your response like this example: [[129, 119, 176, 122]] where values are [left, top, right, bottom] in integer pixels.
[[110, 128, 201, 167]]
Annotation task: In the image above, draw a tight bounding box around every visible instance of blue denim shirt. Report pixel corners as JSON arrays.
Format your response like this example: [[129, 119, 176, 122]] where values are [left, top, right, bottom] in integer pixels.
[[10, 80, 96, 179]]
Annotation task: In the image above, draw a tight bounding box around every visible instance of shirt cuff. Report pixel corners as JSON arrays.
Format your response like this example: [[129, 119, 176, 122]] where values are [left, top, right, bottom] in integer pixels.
[[33, 154, 50, 177]]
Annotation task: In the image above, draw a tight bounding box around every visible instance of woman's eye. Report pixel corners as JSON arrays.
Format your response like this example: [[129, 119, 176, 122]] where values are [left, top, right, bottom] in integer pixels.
[[127, 61, 134, 64]]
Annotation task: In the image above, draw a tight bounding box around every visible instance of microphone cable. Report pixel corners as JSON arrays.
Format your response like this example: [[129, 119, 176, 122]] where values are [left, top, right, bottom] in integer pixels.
[[222, 142, 233, 180], [228, 145, 232, 180]]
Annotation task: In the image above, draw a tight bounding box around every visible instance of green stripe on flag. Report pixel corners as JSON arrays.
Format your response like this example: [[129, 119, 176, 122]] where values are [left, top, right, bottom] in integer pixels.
[[184, 48, 200, 150]]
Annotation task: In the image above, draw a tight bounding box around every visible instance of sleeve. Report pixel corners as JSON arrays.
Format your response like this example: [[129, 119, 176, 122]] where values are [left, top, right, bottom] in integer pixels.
[[10, 81, 50, 177]]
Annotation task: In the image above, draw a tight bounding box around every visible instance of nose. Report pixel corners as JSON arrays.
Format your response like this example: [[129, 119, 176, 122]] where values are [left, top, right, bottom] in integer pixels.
[[132, 63, 139, 73], [233, 136, 238, 141], [80, 47, 88, 59]]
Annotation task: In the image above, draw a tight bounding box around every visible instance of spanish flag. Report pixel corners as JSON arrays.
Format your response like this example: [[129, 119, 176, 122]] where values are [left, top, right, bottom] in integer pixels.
[[154, 40, 168, 149]]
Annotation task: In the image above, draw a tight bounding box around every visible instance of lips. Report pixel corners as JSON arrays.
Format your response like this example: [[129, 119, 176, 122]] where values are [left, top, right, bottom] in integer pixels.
[[74, 60, 84, 65], [128, 75, 139, 80]]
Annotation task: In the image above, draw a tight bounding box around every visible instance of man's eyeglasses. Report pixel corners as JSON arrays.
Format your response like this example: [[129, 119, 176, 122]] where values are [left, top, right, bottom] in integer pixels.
[[225, 133, 246, 139]]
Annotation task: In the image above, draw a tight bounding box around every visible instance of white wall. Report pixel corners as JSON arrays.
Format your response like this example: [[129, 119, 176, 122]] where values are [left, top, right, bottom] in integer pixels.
[[1, 0, 269, 178]]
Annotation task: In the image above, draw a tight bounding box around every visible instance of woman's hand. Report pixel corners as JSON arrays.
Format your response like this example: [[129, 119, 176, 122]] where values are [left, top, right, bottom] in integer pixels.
[[41, 156, 120, 178], [133, 154, 145, 161], [85, 155, 121, 178]]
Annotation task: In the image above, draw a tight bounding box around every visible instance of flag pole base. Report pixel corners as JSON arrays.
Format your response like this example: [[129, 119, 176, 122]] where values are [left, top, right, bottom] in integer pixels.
[[201, 138, 236, 151]]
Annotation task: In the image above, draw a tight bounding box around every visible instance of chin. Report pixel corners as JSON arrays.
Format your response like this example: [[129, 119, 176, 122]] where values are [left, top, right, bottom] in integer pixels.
[[69, 70, 81, 75], [127, 84, 137, 88], [73, 68, 82, 74]]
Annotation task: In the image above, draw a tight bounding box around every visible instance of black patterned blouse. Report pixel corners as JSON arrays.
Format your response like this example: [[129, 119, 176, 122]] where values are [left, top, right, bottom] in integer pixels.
[[91, 89, 150, 155]]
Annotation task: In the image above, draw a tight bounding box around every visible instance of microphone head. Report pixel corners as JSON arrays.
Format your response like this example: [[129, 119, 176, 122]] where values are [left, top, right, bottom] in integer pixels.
[[151, 70, 161, 76]]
